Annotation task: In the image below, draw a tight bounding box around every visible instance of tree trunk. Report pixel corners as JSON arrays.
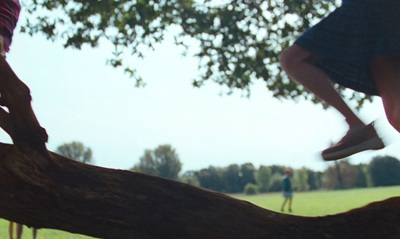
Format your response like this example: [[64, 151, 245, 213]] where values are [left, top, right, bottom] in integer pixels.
[[0, 57, 399, 239]]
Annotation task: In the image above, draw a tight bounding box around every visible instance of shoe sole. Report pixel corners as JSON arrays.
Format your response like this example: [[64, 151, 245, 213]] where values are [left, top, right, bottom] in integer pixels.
[[322, 136, 385, 161]]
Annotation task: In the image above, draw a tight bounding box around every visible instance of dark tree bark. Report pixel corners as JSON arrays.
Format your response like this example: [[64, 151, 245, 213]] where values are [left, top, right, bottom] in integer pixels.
[[0, 57, 399, 239], [0, 145, 399, 239]]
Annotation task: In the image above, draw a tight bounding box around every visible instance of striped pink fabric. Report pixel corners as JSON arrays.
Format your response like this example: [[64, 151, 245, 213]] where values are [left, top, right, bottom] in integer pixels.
[[0, 0, 20, 52]]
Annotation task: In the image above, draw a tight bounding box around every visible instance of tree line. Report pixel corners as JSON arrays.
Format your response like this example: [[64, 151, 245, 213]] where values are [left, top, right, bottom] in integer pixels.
[[131, 145, 400, 194], [56, 142, 400, 194]]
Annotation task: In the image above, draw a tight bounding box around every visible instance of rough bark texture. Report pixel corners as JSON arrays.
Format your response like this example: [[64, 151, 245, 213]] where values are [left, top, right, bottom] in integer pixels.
[[0, 145, 399, 239], [0, 56, 399, 239]]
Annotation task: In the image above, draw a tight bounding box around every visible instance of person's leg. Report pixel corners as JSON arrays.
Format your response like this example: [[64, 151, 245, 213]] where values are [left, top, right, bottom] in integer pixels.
[[16, 224, 23, 239], [280, 44, 385, 160], [372, 55, 400, 133], [9, 222, 14, 239], [281, 198, 288, 211], [288, 198, 293, 212], [280, 44, 365, 129], [32, 228, 37, 239]]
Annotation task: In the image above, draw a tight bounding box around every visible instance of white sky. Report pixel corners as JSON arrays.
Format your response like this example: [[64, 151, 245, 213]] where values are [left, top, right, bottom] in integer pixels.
[[3, 11, 400, 173]]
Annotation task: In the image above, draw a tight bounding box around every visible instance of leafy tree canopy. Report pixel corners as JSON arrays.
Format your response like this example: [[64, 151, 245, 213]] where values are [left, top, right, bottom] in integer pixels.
[[21, 0, 371, 107], [369, 156, 400, 187], [132, 144, 182, 180], [56, 141, 93, 163]]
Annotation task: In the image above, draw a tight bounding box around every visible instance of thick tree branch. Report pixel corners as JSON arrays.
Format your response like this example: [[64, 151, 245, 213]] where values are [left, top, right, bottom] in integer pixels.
[[0, 144, 398, 239]]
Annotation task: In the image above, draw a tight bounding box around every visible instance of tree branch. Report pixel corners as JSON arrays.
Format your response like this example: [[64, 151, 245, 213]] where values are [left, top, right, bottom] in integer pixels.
[[0, 144, 398, 239], [0, 57, 48, 153]]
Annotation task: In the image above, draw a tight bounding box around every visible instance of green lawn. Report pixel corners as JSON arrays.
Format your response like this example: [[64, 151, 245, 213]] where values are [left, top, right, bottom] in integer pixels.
[[0, 220, 94, 239], [234, 185, 400, 217], [0, 186, 399, 238]]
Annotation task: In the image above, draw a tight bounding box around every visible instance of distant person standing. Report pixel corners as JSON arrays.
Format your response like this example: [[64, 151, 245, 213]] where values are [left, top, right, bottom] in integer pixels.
[[281, 169, 293, 212]]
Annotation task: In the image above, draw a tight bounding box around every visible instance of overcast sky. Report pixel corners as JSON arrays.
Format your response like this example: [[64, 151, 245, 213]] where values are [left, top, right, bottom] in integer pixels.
[[3, 10, 400, 173]]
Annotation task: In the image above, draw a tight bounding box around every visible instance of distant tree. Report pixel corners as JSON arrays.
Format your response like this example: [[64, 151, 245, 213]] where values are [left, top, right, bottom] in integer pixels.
[[56, 141, 93, 164], [354, 164, 368, 188], [256, 166, 272, 193], [323, 160, 359, 189], [132, 150, 156, 176], [269, 165, 287, 175], [239, 163, 256, 190], [315, 172, 324, 190], [369, 156, 400, 187], [222, 164, 242, 193], [195, 166, 225, 192], [180, 171, 200, 187], [340, 162, 362, 188], [269, 173, 283, 192], [243, 183, 259, 195], [194, 163, 257, 193], [293, 168, 309, 191], [334, 161, 344, 189], [132, 145, 182, 180], [307, 170, 322, 190]]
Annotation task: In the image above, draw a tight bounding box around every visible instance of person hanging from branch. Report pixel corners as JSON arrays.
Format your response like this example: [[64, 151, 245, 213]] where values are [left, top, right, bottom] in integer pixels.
[[280, 0, 400, 161], [0, 0, 48, 153]]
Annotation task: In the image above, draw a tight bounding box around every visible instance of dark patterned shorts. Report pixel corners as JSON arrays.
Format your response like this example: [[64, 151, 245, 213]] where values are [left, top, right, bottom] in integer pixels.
[[295, 0, 400, 95], [0, 0, 20, 52]]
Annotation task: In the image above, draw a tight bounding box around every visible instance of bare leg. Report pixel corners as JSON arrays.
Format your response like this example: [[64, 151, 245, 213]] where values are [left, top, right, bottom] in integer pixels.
[[288, 198, 293, 212], [281, 198, 288, 211], [280, 44, 364, 129], [280, 44, 387, 160], [372, 55, 400, 133], [9, 222, 14, 239], [16, 224, 23, 239], [32, 228, 37, 239]]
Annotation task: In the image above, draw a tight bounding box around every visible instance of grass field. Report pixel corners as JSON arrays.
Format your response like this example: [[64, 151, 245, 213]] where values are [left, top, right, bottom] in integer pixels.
[[235, 185, 400, 217], [0, 186, 398, 238], [0, 220, 94, 239]]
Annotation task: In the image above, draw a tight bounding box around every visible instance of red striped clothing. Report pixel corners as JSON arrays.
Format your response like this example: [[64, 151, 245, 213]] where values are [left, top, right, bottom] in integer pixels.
[[0, 0, 20, 52]]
